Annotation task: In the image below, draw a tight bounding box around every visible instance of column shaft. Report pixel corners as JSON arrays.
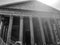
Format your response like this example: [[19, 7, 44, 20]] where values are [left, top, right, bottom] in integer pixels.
[[7, 16, 13, 44], [19, 17, 23, 45], [30, 17, 34, 45], [39, 18, 46, 45]]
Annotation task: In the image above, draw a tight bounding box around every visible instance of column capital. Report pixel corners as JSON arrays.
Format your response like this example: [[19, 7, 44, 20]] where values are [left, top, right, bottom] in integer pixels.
[[20, 16, 23, 19]]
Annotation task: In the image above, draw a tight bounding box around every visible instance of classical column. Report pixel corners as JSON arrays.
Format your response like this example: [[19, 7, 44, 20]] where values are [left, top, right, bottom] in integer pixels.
[[54, 19, 60, 44], [39, 18, 46, 45], [19, 16, 23, 45], [0, 16, 2, 36], [47, 19, 55, 44], [7, 16, 13, 44], [30, 17, 34, 45]]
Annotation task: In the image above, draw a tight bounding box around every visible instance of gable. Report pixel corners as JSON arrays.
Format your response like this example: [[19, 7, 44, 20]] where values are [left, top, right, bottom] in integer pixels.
[[0, 1, 60, 13], [0, 0, 29, 6]]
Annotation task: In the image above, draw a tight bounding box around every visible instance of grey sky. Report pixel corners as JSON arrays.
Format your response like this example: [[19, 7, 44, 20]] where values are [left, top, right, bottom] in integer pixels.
[[0, 0, 60, 11], [37, 0, 60, 11]]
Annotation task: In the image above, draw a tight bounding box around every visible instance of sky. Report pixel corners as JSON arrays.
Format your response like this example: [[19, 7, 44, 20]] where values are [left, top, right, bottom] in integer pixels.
[[37, 0, 60, 10], [0, 0, 60, 10]]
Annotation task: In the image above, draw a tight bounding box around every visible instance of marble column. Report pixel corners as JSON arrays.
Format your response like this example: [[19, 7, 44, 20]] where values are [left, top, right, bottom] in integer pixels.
[[39, 18, 46, 45], [19, 17, 23, 45], [7, 16, 13, 45], [30, 17, 34, 45]]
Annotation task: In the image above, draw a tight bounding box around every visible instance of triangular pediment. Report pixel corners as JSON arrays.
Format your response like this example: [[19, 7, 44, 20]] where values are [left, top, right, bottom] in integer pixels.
[[0, 1, 60, 14]]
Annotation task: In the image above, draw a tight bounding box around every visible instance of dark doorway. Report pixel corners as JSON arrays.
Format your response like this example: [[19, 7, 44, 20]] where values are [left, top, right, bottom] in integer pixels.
[[32, 17, 43, 45], [11, 16, 20, 42], [23, 17, 31, 45]]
